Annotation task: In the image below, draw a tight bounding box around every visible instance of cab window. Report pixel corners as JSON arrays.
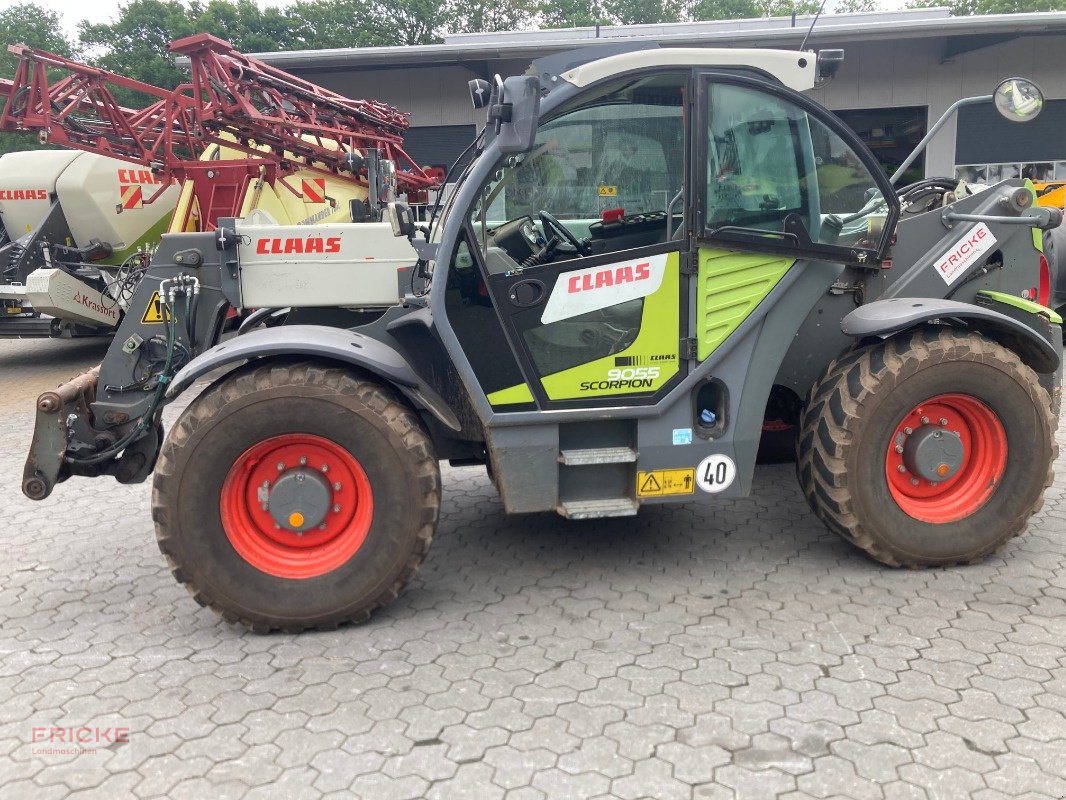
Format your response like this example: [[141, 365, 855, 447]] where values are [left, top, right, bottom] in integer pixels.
[[469, 72, 687, 272], [704, 83, 890, 255]]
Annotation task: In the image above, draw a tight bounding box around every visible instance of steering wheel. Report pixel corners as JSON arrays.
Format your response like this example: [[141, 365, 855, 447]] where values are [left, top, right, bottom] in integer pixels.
[[539, 211, 588, 255]]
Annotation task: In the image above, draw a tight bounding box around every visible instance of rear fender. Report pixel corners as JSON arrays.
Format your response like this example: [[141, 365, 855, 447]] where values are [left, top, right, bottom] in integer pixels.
[[166, 325, 461, 431], [841, 297, 1061, 375]]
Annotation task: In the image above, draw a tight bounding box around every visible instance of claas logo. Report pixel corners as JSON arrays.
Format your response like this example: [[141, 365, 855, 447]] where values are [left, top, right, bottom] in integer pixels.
[[117, 169, 165, 185], [0, 189, 47, 200], [255, 237, 342, 255]]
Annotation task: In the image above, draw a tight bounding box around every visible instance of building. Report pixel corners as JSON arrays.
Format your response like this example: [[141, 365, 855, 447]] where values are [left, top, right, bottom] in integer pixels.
[[257, 8, 1066, 183]]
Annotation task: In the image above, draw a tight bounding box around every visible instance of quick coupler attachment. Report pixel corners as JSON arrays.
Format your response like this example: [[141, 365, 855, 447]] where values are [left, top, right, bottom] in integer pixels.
[[23, 365, 100, 500]]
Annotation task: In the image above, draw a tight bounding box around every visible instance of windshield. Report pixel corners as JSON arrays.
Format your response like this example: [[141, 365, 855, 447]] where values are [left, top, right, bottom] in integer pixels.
[[705, 82, 890, 253]]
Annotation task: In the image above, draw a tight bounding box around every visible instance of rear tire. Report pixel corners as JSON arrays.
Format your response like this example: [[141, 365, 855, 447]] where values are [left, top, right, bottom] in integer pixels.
[[797, 329, 1055, 567], [153, 360, 440, 632]]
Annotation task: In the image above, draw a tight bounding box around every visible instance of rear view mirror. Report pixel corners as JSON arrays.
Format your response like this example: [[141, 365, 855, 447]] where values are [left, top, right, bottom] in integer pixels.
[[994, 78, 1043, 123], [468, 78, 491, 109], [386, 201, 415, 238], [490, 75, 541, 154]]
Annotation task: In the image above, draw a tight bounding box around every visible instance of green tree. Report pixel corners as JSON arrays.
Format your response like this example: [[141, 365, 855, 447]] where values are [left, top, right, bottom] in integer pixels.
[[690, 0, 820, 20], [0, 2, 73, 78], [78, 0, 304, 104], [908, 0, 1066, 13], [0, 3, 76, 155], [834, 0, 880, 11], [443, 0, 537, 33], [286, 0, 442, 48], [380, 0, 444, 45], [607, 0, 686, 23], [538, 0, 606, 27]]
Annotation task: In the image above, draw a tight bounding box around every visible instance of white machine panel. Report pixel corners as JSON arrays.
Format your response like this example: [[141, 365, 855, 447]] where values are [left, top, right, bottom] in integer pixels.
[[0, 150, 79, 239], [235, 222, 418, 309], [57, 155, 180, 251], [25, 268, 121, 328]]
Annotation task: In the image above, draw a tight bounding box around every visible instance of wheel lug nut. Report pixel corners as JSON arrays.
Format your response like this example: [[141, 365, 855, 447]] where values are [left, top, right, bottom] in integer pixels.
[[904, 427, 912, 435], [910, 478, 920, 486], [333, 482, 341, 491], [333, 504, 341, 513], [921, 416, 929, 425], [894, 445, 903, 454], [276, 462, 285, 471], [300, 457, 307, 465], [321, 464, 329, 473], [897, 464, 907, 473], [939, 418, 948, 426]]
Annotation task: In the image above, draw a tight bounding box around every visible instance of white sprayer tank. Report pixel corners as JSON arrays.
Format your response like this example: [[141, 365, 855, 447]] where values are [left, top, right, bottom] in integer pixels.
[[0, 150, 79, 239], [0, 150, 179, 254], [56, 155, 180, 254]]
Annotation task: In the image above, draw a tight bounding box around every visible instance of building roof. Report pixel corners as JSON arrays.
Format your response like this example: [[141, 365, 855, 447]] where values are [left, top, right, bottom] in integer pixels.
[[253, 9, 1066, 71]]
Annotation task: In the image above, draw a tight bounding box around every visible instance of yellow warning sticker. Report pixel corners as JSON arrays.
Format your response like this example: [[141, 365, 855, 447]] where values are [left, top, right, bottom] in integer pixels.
[[598, 185, 618, 197], [637, 468, 696, 497], [140, 291, 171, 324]]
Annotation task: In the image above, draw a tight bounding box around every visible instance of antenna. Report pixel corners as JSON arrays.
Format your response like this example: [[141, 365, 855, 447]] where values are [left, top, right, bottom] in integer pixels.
[[799, 0, 829, 52]]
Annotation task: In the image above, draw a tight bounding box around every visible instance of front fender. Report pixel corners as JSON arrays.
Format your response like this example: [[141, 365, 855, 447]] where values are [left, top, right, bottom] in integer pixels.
[[841, 297, 1060, 374], [167, 325, 461, 431]]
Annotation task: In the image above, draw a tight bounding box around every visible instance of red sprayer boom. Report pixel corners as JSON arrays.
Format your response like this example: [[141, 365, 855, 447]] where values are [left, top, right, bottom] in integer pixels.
[[0, 34, 437, 228]]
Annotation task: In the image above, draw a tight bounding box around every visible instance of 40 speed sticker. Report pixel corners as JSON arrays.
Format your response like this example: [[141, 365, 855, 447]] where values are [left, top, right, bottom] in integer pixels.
[[696, 454, 736, 494]]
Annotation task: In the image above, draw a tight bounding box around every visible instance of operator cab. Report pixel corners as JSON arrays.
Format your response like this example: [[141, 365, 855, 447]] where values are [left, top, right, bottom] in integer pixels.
[[437, 48, 899, 411]]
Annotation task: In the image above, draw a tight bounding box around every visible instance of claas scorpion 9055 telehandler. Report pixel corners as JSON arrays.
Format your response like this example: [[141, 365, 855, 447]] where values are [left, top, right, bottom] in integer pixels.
[[11, 42, 1064, 632]]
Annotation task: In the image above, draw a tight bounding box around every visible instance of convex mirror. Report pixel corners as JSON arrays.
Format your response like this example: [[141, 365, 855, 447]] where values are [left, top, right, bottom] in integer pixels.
[[993, 78, 1044, 123]]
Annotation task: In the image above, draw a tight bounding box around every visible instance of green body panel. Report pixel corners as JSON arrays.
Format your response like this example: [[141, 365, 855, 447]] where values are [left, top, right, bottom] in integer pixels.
[[1025, 180, 1042, 252], [487, 382, 535, 406], [98, 213, 175, 267], [977, 289, 1063, 324], [540, 251, 680, 400], [696, 248, 796, 361]]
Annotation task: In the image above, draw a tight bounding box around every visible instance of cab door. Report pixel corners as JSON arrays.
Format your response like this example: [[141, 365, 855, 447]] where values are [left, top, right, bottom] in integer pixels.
[[690, 75, 898, 361], [457, 71, 692, 410]]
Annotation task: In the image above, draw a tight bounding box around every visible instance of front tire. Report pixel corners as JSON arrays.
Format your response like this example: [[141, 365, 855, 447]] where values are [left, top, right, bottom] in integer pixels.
[[797, 329, 1056, 567], [153, 361, 440, 632]]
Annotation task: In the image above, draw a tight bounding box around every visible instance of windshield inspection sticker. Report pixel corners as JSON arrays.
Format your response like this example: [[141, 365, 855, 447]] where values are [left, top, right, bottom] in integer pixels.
[[672, 428, 693, 445], [934, 223, 997, 285], [696, 454, 737, 494]]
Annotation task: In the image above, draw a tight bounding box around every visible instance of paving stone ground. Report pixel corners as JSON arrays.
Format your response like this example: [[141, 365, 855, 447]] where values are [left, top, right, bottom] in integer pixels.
[[1, 336, 1066, 799]]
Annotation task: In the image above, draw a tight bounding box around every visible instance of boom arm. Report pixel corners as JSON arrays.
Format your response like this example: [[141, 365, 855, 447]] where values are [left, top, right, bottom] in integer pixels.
[[0, 35, 437, 228]]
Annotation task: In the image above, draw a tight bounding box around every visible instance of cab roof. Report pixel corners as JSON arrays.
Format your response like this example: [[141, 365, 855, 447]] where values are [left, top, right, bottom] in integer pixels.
[[559, 48, 818, 93]]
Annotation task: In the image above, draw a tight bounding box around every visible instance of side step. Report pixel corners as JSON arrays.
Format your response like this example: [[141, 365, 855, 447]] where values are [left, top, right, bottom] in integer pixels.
[[559, 498, 639, 520], [558, 447, 637, 466]]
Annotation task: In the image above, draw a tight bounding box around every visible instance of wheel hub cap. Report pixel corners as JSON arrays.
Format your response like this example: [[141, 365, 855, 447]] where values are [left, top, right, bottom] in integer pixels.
[[266, 468, 332, 532], [885, 394, 1007, 524], [902, 425, 964, 482], [220, 434, 373, 579]]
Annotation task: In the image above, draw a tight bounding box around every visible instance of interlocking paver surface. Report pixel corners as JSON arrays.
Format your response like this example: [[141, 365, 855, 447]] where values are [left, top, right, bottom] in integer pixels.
[[2, 336, 1066, 799]]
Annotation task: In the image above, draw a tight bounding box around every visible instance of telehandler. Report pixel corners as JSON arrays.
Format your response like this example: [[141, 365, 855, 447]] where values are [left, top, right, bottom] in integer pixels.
[[16, 46, 1065, 632]]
